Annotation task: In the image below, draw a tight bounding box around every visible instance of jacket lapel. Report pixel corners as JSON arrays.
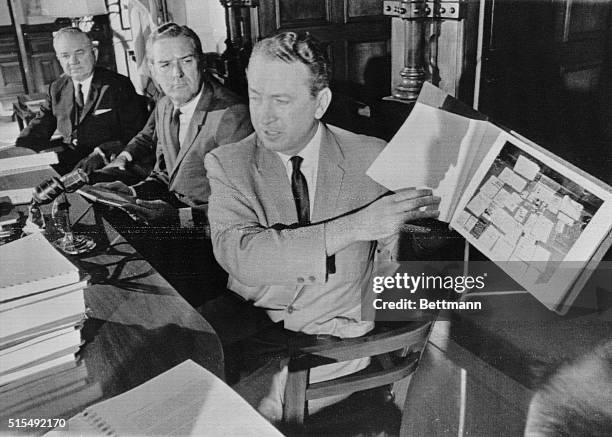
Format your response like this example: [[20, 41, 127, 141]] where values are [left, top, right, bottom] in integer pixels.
[[78, 77, 100, 123], [60, 78, 76, 128], [160, 101, 178, 170], [311, 125, 345, 223], [255, 139, 298, 225], [169, 82, 212, 182]]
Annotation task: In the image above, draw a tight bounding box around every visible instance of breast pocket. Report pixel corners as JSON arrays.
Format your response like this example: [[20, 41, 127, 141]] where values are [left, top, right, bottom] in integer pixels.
[[94, 108, 113, 116]]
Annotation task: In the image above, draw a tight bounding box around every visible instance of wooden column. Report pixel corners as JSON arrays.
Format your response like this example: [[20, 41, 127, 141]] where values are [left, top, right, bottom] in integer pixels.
[[8, 0, 35, 94], [219, 0, 258, 96]]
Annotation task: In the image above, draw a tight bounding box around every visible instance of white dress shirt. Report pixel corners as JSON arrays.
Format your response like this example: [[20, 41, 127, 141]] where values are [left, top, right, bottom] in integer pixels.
[[72, 74, 93, 106], [175, 87, 203, 148], [275, 122, 322, 219]]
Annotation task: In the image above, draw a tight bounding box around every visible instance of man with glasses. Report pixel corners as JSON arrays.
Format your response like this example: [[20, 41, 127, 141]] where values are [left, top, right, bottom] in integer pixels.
[[96, 23, 253, 305], [16, 27, 147, 176]]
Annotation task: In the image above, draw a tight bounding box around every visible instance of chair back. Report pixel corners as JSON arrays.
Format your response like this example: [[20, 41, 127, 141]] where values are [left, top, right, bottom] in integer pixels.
[[283, 320, 433, 425]]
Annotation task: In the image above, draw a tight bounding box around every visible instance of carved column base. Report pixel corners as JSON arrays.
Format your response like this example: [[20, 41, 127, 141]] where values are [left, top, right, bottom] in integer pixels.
[[392, 66, 426, 101]]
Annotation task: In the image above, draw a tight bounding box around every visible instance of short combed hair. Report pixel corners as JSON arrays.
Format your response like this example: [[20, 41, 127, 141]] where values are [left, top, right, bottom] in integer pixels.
[[526, 340, 612, 437], [53, 27, 93, 47], [251, 31, 331, 96], [146, 22, 203, 63]]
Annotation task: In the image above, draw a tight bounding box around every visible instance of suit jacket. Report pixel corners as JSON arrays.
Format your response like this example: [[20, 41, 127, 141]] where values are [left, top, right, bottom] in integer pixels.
[[16, 67, 147, 160], [131, 73, 253, 224], [205, 124, 392, 337]]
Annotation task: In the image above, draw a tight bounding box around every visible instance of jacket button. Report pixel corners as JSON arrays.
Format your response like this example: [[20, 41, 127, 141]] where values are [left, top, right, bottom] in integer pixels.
[[308, 275, 316, 282], [297, 277, 304, 283], [287, 305, 294, 314]]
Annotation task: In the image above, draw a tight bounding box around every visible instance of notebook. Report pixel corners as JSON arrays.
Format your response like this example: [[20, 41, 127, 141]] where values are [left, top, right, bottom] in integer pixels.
[[0, 152, 58, 177], [0, 234, 81, 302], [47, 360, 284, 436]]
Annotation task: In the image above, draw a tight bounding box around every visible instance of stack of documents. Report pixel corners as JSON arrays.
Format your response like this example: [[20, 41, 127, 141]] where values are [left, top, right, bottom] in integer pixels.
[[0, 234, 87, 388]]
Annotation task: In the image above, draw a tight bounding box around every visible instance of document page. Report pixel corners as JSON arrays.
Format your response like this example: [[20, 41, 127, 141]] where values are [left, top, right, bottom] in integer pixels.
[[366, 103, 489, 221], [57, 360, 283, 436]]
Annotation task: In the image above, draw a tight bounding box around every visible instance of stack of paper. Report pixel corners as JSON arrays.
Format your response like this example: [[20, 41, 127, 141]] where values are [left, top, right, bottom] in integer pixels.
[[0, 234, 87, 387], [0, 205, 20, 246]]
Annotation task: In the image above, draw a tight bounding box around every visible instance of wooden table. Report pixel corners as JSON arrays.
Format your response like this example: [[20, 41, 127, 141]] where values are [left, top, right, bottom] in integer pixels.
[[0, 150, 224, 433]]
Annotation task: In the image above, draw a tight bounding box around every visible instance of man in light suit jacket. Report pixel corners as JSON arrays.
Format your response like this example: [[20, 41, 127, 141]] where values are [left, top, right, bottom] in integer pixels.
[[96, 23, 252, 305], [203, 31, 440, 421], [16, 27, 147, 176]]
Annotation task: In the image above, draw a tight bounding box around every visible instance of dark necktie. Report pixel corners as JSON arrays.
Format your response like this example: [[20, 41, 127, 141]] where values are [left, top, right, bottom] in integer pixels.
[[169, 108, 181, 153], [290, 156, 310, 225], [72, 84, 84, 146], [75, 83, 84, 109]]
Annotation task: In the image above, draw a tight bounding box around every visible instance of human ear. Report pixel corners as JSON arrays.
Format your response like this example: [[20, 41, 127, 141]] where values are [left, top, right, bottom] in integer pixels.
[[314, 87, 332, 120]]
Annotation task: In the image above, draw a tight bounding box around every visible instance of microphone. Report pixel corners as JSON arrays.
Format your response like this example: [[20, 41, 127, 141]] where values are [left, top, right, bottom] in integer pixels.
[[32, 169, 89, 205], [26, 168, 96, 254]]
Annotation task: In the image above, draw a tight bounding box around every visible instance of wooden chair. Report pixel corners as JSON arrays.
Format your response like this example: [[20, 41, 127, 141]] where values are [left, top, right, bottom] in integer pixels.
[[282, 320, 434, 428]]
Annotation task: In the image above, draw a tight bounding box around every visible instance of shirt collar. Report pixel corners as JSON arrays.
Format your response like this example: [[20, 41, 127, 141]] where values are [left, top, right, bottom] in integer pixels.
[[276, 122, 322, 168], [73, 74, 93, 92]]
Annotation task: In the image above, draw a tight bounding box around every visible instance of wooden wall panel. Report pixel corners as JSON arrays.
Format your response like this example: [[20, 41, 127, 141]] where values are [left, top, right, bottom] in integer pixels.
[[479, 0, 612, 183], [566, 0, 609, 37], [277, 0, 330, 27], [346, 0, 383, 19], [0, 62, 22, 89], [31, 53, 61, 93], [258, 0, 390, 105], [347, 40, 388, 85]]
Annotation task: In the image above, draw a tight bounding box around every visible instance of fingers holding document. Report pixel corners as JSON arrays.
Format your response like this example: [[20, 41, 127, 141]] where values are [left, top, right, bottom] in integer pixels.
[[356, 188, 440, 241]]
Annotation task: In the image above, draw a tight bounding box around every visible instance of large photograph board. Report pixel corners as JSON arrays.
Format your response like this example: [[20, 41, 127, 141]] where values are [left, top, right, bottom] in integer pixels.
[[451, 131, 612, 311]]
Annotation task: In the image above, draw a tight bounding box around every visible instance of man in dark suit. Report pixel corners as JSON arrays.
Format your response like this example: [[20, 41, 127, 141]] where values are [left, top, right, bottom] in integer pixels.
[[15, 27, 148, 176], [96, 23, 253, 305]]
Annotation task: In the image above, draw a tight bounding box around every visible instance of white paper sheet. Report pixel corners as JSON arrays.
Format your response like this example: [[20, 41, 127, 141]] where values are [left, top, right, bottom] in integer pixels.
[[0, 152, 58, 177], [366, 103, 490, 222], [49, 360, 283, 437]]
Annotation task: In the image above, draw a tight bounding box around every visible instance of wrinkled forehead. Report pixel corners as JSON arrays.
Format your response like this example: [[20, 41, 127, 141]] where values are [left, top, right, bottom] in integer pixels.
[[248, 54, 312, 91], [150, 36, 197, 62], [54, 33, 93, 52]]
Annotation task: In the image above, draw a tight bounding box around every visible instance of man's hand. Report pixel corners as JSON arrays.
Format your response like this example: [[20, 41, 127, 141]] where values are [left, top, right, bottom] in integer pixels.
[[104, 153, 131, 171], [122, 199, 179, 225], [325, 188, 440, 256], [93, 181, 134, 196], [76, 151, 106, 174], [353, 188, 440, 241]]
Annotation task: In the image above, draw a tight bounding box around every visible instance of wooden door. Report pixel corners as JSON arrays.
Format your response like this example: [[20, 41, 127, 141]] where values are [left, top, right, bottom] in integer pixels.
[[0, 32, 24, 109], [478, 0, 612, 183], [27, 30, 62, 94], [256, 0, 391, 108]]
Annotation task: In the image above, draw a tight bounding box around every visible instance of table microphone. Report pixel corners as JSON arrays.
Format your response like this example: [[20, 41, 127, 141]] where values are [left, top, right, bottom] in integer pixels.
[[32, 169, 89, 205], [27, 168, 96, 254]]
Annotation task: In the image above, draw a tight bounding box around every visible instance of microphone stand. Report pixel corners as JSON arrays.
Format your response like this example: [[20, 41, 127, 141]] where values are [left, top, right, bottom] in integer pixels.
[[27, 169, 96, 255]]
